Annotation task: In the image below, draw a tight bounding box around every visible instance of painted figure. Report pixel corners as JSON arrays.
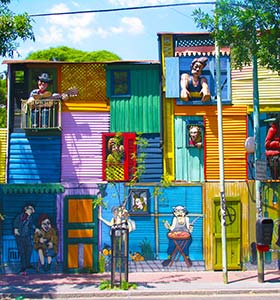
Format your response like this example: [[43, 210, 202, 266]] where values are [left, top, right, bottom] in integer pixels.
[[189, 125, 202, 148], [34, 214, 58, 272], [106, 137, 125, 180], [180, 57, 210, 102], [265, 116, 280, 179], [27, 73, 54, 128], [99, 205, 136, 233], [13, 203, 36, 275], [162, 205, 193, 267], [132, 190, 148, 212]]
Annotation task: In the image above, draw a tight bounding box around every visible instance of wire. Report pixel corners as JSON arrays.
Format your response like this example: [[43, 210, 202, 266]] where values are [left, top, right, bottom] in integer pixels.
[[29, 2, 216, 17]]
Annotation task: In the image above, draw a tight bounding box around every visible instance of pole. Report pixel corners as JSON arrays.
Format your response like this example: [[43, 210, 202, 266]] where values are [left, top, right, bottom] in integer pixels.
[[215, 38, 228, 284], [252, 53, 264, 282]]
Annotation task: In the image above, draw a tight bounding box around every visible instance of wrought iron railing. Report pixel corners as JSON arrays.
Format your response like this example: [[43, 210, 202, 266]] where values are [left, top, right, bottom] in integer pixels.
[[21, 99, 62, 129]]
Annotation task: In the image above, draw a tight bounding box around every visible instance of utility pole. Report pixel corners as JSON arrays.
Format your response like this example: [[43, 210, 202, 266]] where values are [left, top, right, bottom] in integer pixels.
[[252, 53, 264, 283], [215, 6, 228, 283]]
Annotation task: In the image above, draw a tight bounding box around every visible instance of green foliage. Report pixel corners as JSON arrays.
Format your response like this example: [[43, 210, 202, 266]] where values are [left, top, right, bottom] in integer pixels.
[[0, 0, 35, 58], [26, 46, 121, 62], [0, 78, 6, 106], [0, 107, 7, 128], [138, 238, 155, 260], [99, 279, 137, 290], [193, 0, 280, 73]]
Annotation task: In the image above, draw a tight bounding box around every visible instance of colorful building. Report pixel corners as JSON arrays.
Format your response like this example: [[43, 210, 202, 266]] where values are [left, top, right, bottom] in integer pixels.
[[0, 32, 279, 274]]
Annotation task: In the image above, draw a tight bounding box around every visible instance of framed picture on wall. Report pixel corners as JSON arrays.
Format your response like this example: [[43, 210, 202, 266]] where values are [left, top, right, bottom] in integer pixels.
[[128, 189, 149, 215]]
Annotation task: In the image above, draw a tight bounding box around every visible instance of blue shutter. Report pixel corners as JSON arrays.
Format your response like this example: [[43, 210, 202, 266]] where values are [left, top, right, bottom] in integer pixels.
[[165, 57, 179, 98]]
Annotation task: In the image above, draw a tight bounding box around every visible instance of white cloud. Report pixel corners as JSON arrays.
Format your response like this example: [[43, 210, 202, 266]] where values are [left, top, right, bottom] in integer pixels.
[[36, 3, 96, 45]]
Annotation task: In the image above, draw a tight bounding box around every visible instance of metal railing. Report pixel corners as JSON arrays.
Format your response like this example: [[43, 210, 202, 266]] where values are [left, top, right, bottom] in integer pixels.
[[21, 99, 62, 129]]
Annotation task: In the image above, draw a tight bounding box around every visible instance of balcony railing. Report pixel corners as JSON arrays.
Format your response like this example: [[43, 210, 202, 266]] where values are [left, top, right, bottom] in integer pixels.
[[21, 99, 62, 130]]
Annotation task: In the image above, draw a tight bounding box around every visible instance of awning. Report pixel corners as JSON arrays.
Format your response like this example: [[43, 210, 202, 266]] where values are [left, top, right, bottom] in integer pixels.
[[1, 183, 65, 194]]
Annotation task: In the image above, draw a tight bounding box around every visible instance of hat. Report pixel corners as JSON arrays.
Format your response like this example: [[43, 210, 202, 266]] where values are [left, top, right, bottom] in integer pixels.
[[37, 73, 52, 83]]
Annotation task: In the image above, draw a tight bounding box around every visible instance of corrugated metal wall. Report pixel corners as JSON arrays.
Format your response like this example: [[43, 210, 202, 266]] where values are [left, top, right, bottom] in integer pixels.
[[0, 129, 7, 183], [232, 66, 280, 110], [8, 133, 61, 183], [138, 134, 163, 182], [174, 105, 247, 181], [1, 193, 57, 263], [61, 112, 110, 183], [109, 65, 160, 133]]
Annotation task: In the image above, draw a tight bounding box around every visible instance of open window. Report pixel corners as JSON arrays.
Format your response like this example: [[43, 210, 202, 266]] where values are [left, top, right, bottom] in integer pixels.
[[102, 132, 136, 181]]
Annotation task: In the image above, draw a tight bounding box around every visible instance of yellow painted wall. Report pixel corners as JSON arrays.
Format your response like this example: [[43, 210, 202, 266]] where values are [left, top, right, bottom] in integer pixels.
[[204, 181, 249, 270], [232, 66, 280, 112], [0, 129, 7, 183]]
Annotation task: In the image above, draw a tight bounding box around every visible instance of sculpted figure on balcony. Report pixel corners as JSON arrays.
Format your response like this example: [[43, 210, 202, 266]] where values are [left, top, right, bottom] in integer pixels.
[[180, 57, 210, 102]]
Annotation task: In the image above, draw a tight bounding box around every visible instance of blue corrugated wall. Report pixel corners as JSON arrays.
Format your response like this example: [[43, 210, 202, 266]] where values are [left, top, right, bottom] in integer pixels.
[[139, 134, 163, 182], [8, 133, 61, 183]]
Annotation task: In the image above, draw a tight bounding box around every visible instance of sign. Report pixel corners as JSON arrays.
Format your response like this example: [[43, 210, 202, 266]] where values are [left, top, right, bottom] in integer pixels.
[[256, 160, 267, 180]]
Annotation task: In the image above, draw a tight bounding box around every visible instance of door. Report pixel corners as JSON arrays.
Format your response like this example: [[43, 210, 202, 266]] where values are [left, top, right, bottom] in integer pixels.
[[213, 197, 241, 270], [64, 196, 98, 273]]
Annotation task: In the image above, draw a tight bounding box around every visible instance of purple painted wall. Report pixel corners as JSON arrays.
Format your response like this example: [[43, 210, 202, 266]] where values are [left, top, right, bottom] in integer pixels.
[[61, 112, 110, 183]]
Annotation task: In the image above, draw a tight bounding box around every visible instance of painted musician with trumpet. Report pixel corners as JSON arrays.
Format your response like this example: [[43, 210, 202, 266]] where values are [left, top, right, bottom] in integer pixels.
[[27, 73, 76, 128]]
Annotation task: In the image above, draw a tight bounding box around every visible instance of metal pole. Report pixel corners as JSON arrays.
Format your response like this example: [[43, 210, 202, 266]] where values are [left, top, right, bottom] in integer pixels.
[[252, 54, 264, 283], [215, 38, 228, 284]]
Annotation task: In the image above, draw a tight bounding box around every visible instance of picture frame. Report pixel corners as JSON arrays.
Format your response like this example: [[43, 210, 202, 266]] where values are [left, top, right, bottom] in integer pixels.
[[128, 189, 149, 215]]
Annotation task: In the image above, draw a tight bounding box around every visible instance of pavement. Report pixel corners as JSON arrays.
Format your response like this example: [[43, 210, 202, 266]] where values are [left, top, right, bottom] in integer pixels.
[[1, 268, 280, 299]]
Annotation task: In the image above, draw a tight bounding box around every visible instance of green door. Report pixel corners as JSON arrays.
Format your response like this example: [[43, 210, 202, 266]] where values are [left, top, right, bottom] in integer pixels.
[[63, 196, 98, 273], [213, 197, 241, 270]]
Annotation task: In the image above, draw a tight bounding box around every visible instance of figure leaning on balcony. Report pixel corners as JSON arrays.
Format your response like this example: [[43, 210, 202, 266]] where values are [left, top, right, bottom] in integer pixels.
[[180, 57, 210, 102], [265, 115, 280, 179], [26, 73, 54, 128]]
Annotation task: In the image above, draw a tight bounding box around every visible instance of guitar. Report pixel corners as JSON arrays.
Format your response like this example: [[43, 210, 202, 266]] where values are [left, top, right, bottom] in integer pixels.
[[32, 87, 78, 101]]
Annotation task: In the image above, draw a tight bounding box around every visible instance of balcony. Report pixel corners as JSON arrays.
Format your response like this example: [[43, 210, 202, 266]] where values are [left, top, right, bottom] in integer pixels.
[[21, 99, 62, 130]]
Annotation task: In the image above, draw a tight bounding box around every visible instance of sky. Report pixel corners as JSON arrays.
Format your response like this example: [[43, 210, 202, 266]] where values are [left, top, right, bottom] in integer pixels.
[[2, 0, 215, 69]]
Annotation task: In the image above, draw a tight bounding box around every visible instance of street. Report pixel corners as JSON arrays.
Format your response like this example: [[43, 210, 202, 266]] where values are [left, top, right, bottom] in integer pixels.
[[20, 294, 280, 300]]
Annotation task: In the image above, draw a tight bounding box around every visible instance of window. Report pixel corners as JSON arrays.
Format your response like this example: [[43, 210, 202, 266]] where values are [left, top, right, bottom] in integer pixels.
[[102, 132, 136, 181], [111, 71, 130, 97]]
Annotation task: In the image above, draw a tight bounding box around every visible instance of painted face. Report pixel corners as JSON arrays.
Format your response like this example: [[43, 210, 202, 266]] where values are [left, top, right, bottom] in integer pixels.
[[41, 218, 51, 232], [25, 206, 35, 215], [38, 80, 48, 93], [191, 62, 204, 76], [173, 206, 186, 217], [190, 127, 199, 140], [135, 197, 143, 209]]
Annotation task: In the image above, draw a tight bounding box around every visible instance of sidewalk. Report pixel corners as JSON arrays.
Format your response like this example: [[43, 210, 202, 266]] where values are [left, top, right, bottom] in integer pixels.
[[1, 269, 280, 299]]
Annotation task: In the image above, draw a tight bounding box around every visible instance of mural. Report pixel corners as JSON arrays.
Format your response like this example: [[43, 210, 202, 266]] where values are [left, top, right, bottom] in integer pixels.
[[265, 115, 280, 179], [188, 125, 203, 148], [13, 203, 36, 275], [180, 57, 210, 102], [162, 206, 193, 268], [34, 214, 58, 272]]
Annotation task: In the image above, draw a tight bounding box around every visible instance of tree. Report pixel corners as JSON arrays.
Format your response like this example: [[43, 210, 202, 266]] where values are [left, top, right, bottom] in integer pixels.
[[26, 46, 121, 62], [193, 0, 280, 73], [0, 0, 34, 58]]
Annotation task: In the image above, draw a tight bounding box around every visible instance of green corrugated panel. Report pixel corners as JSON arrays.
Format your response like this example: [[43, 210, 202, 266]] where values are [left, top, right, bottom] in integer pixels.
[[1, 183, 65, 194], [110, 65, 160, 133]]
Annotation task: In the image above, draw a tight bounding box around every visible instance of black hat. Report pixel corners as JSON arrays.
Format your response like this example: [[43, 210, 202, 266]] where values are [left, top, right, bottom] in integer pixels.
[[37, 73, 52, 83]]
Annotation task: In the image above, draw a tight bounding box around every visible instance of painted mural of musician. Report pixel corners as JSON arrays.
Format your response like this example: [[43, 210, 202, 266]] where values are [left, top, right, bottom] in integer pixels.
[[27, 73, 69, 128], [180, 57, 210, 102]]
